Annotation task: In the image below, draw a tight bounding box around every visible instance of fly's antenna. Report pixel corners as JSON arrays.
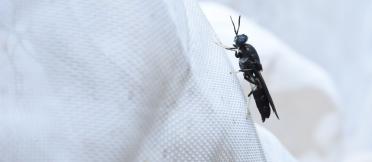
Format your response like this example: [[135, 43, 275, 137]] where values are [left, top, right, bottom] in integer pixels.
[[230, 16, 238, 36], [230, 16, 242, 35], [237, 16, 241, 34]]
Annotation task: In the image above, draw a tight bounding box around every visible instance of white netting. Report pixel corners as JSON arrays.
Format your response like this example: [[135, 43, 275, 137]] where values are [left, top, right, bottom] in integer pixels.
[[0, 0, 296, 161]]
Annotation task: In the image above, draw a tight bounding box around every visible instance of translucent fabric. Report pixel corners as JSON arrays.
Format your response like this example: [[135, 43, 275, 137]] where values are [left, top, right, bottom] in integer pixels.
[[0, 0, 295, 161]]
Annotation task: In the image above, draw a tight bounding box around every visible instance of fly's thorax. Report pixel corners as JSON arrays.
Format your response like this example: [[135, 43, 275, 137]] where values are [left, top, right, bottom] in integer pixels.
[[238, 57, 250, 69]]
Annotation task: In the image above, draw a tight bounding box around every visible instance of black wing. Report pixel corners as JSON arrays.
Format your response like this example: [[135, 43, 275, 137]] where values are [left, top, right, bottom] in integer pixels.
[[254, 71, 279, 121]]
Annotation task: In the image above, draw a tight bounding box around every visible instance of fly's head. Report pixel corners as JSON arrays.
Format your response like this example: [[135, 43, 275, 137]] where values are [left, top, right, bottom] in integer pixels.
[[230, 16, 247, 48], [234, 34, 248, 47]]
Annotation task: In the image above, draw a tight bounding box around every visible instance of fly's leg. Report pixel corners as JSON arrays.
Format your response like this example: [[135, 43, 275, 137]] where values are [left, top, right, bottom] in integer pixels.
[[243, 72, 256, 85], [230, 68, 252, 75], [248, 88, 254, 97], [239, 69, 252, 72], [215, 42, 237, 51], [230, 70, 241, 75], [246, 81, 257, 119], [247, 80, 259, 97], [229, 68, 252, 75]]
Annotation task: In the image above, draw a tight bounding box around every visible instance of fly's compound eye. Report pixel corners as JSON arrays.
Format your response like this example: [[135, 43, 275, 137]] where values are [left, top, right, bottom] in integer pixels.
[[235, 34, 248, 46]]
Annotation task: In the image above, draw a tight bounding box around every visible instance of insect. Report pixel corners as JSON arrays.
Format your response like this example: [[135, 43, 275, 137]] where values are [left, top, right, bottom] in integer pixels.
[[217, 16, 279, 122]]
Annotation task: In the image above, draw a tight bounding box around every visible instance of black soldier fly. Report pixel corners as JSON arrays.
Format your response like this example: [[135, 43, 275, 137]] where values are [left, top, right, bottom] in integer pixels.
[[217, 16, 279, 122]]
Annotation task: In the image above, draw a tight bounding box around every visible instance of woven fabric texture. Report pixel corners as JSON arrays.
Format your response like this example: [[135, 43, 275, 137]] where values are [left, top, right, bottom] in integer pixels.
[[0, 0, 273, 161]]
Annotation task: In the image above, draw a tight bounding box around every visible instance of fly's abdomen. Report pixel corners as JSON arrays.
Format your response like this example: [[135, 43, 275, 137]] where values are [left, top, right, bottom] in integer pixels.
[[253, 87, 271, 122]]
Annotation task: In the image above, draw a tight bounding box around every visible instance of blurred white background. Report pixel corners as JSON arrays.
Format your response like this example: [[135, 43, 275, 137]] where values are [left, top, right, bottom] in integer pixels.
[[201, 0, 372, 162]]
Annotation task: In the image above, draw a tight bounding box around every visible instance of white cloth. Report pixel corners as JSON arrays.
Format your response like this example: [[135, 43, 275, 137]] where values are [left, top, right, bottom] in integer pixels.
[[0, 0, 298, 161]]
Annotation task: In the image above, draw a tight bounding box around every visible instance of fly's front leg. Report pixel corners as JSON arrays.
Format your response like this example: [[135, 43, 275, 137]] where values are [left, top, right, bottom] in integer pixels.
[[215, 42, 237, 51]]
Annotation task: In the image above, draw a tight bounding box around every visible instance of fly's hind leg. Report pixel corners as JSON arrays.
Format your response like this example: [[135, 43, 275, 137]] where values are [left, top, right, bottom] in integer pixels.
[[243, 72, 257, 85], [246, 81, 257, 119], [248, 88, 254, 97]]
